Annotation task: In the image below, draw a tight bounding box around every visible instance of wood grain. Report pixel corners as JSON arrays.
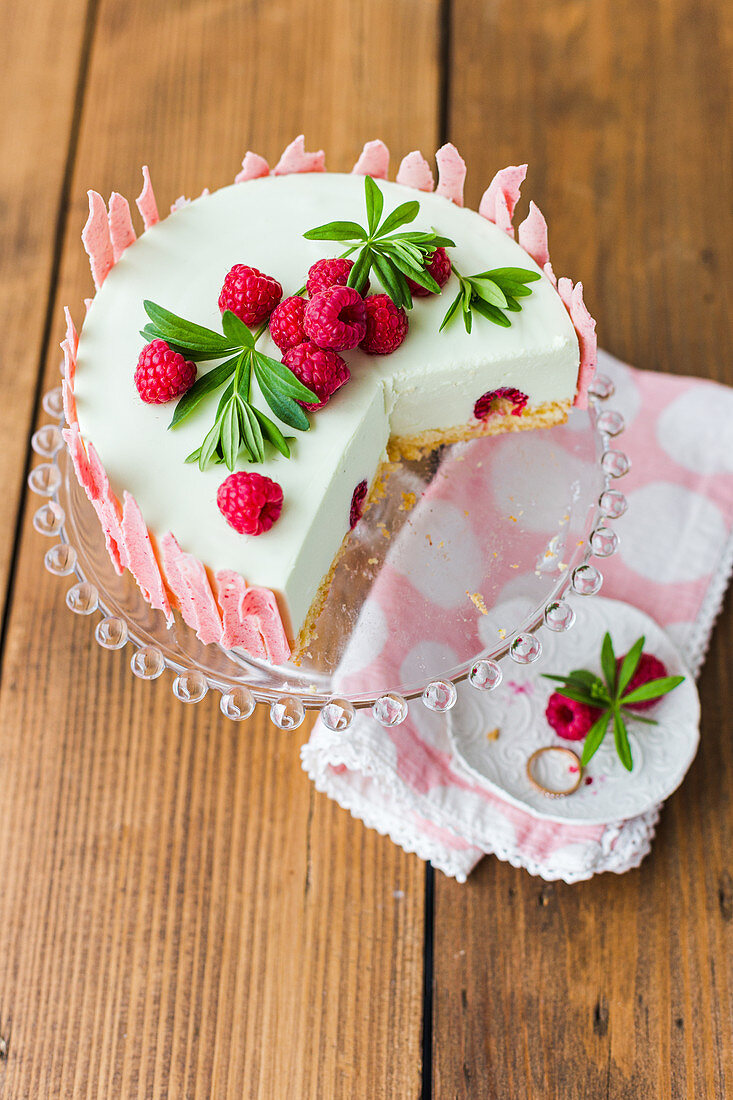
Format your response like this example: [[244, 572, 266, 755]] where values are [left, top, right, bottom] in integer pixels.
[[0, 0, 90, 616], [0, 1, 443, 1095], [433, 1, 733, 1096]]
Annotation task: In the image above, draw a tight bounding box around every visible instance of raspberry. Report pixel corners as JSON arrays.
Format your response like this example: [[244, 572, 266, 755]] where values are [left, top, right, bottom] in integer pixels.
[[307, 257, 367, 298], [545, 692, 601, 741], [134, 340, 196, 404], [217, 471, 283, 536], [303, 285, 367, 351], [406, 247, 452, 297], [350, 480, 368, 528], [617, 652, 668, 711], [474, 387, 528, 421], [282, 341, 350, 410], [360, 294, 408, 355], [269, 295, 307, 352], [218, 264, 282, 326]]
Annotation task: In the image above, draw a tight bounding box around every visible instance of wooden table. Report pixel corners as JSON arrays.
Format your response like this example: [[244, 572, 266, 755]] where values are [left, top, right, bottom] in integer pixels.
[[1, 0, 730, 1095]]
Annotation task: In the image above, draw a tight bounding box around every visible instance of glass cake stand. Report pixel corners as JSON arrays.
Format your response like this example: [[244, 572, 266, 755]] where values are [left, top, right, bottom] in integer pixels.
[[29, 371, 629, 730]]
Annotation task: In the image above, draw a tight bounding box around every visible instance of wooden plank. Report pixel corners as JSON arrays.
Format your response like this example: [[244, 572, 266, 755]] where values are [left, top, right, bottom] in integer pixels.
[[0, 1, 443, 1095], [0, 0, 90, 613], [434, 0, 733, 1096]]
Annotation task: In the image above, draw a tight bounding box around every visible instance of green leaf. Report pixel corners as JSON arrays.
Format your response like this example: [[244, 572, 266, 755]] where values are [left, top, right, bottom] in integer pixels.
[[240, 401, 265, 463], [393, 231, 456, 249], [480, 267, 541, 284], [439, 290, 463, 332], [143, 301, 233, 354], [375, 200, 419, 237], [303, 220, 367, 242], [555, 686, 603, 707], [252, 407, 291, 458], [185, 446, 202, 464], [253, 365, 311, 431], [581, 710, 611, 765], [364, 175, 383, 236], [198, 418, 222, 471], [544, 671, 610, 703], [220, 400, 239, 471], [221, 310, 254, 348], [621, 711, 658, 726], [600, 632, 617, 695], [620, 675, 685, 706], [347, 246, 373, 294], [469, 277, 509, 310], [616, 636, 645, 695], [502, 296, 523, 312], [613, 710, 634, 770], [470, 298, 512, 328], [253, 352, 318, 403], [387, 248, 441, 294], [169, 356, 239, 428], [371, 251, 410, 309], [493, 281, 534, 299]]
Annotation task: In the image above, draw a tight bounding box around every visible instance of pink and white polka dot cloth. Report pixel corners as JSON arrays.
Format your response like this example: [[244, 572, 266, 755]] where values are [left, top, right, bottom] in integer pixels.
[[302, 352, 733, 882]]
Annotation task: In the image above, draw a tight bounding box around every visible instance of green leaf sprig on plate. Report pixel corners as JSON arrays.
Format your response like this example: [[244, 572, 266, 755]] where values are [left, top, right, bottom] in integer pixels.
[[303, 175, 455, 311], [141, 301, 318, 471], [440, 266, 541, 333], [543, 633, 685, 771]]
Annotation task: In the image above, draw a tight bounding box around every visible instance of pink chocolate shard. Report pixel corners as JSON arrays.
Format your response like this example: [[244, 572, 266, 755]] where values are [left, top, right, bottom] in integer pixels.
[[557, 278, 597, 409], [86, 442, 126, 574], [62, 377, 77, 430], [273, 135, 326, 176], [63, 426, 91, 486], [160, 533, 222, 644], [543, 260, 557, 287], [518, 201, 550, 268], [64, 306, 78, 357], [435, 143, 466, 206], [61, 331, 76, 385], [108, 192, 136, 261], [214, 569, 268, 658], [136, 165, 159, 230], [396, 151, 434, 191], [82, 190, 114, 288], [240, 587, 290, 664], [352, 140, 390, 179], [478, 164, 528, 236], [160, 532, 199, 631], [63, 428, 125, 573], [235, 151, 270, 183], [121, 492, 172, 622]]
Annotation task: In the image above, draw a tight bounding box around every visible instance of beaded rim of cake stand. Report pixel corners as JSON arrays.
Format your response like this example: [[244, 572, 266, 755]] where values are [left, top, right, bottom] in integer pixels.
[[30, 371, 626, 731]]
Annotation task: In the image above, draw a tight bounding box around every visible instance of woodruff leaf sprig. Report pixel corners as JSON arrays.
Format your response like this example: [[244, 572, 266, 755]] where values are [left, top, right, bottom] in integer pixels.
[[440, 266, 541, 333], [303, 175, 455, 311], [141, 301, 318, 472], [543, 633, 685, 771]]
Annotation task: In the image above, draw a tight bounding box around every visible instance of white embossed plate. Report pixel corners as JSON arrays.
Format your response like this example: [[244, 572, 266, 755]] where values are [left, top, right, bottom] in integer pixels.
[[447, 597, 700, 825]]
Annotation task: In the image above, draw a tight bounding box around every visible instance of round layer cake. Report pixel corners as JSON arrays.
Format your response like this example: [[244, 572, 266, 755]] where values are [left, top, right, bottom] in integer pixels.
[[61, 138, 596, 664]]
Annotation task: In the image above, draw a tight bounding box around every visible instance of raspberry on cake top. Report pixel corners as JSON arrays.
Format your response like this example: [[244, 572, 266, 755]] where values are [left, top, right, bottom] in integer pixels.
[[62, 136, 596, 664]]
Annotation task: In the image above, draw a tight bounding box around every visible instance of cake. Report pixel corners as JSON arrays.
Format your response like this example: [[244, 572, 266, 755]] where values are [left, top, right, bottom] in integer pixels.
[[61, 137, 596, 664]]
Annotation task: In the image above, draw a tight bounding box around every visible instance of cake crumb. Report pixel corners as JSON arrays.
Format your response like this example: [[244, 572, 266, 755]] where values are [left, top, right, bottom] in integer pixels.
[[399, 491, 417, 512], [426, 534, 433, 546], [576, 539, 585, 547], [438, 540, 444, 549], [510, 563, 519, 569], [368, 557, 378, 565], [558, 562, 568, 572], [486, 728, 500, 742], [467, 591, 488, 615], [509, 515, 518, 523], [498, 628, 506, 639], [464, 509, 470, 517]]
